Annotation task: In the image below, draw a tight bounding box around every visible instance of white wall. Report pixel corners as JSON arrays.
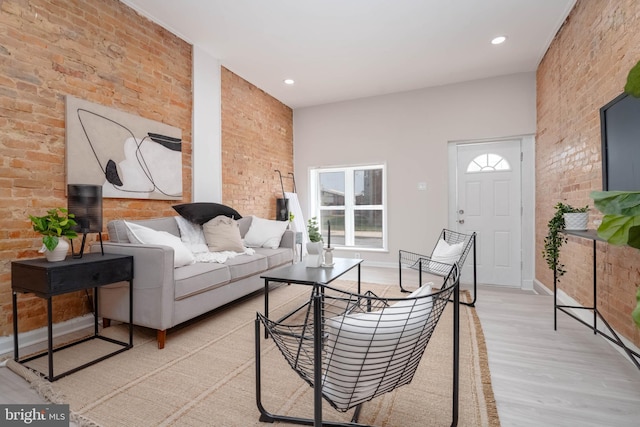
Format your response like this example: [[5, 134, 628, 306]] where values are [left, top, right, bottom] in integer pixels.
[[293, 72, 537, 266], [192, 46, 222, 202]]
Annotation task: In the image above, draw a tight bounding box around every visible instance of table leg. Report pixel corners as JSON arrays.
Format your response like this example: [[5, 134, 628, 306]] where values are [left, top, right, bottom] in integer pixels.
[[313, 287, 323, 427], [264, 278, 269, 339], [357, 263, 361, 294], [93, 287, 99, 336], [129, 280, 134, 346], [47, 297, 54, 381], [12, 292, 18, 361]]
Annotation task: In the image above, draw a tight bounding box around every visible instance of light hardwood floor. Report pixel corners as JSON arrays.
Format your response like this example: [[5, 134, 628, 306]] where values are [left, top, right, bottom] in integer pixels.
[[2, 265, 640, 426]]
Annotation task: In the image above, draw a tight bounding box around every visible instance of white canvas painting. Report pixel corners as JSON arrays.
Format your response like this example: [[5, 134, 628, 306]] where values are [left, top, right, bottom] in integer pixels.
[[65, 95, 183, 200]]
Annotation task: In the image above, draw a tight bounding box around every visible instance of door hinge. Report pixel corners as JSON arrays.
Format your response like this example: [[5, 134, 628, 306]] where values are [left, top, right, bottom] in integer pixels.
[[520, 152, 523, 161]]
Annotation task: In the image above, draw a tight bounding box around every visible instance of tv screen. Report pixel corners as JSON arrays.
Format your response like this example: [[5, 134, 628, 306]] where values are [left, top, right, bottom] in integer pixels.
[[600, 93, 640, 191]]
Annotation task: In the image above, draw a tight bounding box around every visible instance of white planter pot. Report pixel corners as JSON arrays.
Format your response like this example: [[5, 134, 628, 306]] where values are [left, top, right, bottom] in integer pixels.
[[41, 238, 70, 262], [306, 241, 324, 267], [563, 212, 588, 231]]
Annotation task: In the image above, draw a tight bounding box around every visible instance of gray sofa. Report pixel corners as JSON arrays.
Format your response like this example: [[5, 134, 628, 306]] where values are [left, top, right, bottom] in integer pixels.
[[92, 215, 294, 349]]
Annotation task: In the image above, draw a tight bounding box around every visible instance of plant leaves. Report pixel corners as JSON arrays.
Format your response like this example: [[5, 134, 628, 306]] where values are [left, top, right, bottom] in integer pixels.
[[633, 288, 640, 329], [43, 235, 59, 252], [628, 225, 640, 249], [624, 60, 640, 98], [591, 191, 640, 216], [596, 214, 640, 245]]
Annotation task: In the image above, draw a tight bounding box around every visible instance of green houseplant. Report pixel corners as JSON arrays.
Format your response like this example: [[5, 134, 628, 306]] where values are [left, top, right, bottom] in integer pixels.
[[589, 59, 640, 327], [306, 217, 323, 267], [29, 207, 78, 255], [307, 216, 322, 243], [542, 203, 588, 280]]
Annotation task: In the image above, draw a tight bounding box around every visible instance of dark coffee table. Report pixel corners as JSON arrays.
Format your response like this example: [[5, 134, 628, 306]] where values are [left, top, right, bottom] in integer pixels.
[[260, 257, 363, 330]]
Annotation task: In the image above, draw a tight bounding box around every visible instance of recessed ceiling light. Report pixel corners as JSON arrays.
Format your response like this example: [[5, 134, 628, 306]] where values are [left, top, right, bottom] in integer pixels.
[[491, 36, 507, 45], [283, 79, 295, 85]]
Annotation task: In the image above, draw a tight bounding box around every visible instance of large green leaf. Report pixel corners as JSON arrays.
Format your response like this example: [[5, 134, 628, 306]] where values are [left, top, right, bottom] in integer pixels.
[[633, 289, 640, 329], [628, 225, 640, 249], [596, 214, 640, 246], [624, 60, 640, 98], [590, 191, 640, 216]]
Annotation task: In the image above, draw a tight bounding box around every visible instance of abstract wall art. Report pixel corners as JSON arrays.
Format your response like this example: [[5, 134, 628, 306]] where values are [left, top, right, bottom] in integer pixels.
[[65, 95, 183, 200]]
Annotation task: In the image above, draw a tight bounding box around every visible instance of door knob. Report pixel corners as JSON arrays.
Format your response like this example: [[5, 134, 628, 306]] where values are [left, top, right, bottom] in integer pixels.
[[458, 219, 464, 224], [458, 209, 464, 214]]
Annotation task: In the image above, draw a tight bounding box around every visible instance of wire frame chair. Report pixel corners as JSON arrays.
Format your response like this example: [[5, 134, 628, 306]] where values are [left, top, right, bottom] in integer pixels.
[[398, 228, 477, 306], [255, 262, 460, 427]]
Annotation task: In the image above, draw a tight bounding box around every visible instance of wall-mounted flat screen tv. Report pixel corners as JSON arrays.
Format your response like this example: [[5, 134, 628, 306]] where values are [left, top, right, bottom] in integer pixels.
[[600, 93, 640, 191]]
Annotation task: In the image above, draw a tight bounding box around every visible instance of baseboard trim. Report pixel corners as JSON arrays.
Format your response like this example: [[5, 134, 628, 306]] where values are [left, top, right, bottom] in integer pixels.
[[0, 314, 95, 358]]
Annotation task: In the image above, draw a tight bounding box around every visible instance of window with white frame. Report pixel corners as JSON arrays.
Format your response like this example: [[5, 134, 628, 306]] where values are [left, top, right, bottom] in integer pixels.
[[309, 164, 386, 250], [466, 153, 511, 173]]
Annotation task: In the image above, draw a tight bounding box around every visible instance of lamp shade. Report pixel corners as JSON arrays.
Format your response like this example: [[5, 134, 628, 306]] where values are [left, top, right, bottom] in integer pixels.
[[67, 184, 103, 233]]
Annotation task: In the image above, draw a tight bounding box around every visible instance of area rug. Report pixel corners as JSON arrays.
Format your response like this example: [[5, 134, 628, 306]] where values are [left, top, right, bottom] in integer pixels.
[[8, 281, 500, 426]]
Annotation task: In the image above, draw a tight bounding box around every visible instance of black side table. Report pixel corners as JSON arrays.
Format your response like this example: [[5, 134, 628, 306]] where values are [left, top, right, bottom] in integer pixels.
[[12, 253, 134, 381]]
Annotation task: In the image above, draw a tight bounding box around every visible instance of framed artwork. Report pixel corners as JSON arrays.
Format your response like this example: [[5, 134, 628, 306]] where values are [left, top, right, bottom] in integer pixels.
[[65, 95, 183, 200]]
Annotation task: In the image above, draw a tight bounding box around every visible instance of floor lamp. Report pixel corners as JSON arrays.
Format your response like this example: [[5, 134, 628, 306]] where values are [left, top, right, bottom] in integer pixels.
[[67, 184, 103, 258]]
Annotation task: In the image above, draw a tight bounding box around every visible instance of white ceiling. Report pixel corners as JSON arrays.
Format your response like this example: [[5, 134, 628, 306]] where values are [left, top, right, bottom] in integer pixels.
[[121, 0, 576, 109]]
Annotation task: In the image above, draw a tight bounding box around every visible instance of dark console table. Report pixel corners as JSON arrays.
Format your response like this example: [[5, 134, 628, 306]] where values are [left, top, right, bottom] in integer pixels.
[[12, 253, 134, 381], [555, 230, 640, 369]]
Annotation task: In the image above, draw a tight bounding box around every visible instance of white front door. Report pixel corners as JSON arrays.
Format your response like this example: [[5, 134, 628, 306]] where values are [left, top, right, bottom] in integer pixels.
[[455, 141, 522, 287]]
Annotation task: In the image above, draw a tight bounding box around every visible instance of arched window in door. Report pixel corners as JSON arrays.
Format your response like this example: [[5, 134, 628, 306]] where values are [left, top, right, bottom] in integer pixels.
[[466, 153, 511, 173]]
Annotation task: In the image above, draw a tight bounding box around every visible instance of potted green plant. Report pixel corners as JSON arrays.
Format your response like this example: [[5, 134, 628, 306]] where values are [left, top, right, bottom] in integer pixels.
[[29, 207, 78, 262], [306, 217, 323, 267], [542, 202, 588, 281]]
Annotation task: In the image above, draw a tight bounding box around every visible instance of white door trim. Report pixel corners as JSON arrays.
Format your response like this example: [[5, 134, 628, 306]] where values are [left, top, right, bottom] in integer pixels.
[[447, 135, 535, 290]]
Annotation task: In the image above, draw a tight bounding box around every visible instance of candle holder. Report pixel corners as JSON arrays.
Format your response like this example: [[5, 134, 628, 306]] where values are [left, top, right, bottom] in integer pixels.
[[322, 247, 334, 267]]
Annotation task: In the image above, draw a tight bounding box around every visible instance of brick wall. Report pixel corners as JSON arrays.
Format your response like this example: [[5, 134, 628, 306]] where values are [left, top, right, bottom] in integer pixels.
[[0, 2, 293, 340], [536, 0, 640, 346], [0, 0, 193, 337], [221, 67, 293, 218]]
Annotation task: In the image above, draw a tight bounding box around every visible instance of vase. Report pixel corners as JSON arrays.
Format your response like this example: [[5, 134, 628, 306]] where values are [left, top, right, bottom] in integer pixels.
[[306, 241, 324, 267], [40, 238, 70, 262], [563, 212, 588, 231]]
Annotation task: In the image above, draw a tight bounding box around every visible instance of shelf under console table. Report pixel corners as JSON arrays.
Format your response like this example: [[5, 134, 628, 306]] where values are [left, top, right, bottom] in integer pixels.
[[554, 229, 640, 369], [11, 253, 134, 381]]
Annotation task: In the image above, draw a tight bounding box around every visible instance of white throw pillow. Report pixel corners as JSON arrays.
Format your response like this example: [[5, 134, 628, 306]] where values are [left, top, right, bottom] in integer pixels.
[[431, 239, 464, 265], [243, 216, 288, 249], [124, 221, 195, 268], [323, 284, 433, 410]]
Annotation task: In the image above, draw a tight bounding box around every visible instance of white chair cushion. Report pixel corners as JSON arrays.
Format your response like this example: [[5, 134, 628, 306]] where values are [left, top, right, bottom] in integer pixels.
[[323, 284, 434, 409]]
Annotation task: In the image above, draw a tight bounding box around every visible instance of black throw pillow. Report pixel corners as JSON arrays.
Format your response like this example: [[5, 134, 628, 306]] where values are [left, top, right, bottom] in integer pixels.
[[172, 203, 242, 225]]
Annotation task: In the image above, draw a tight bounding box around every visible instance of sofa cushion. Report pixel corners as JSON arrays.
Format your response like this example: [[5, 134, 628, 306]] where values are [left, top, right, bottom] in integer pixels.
[[253, 247, 294, 269], [243, 216, 289, 249], [173, 202, 242, 224], [174, 262, 231, 300], [203, 216, 245, 252], [108, 218, 180, 243], [224, 253, 268, 281], [124, 221, 195, 268]]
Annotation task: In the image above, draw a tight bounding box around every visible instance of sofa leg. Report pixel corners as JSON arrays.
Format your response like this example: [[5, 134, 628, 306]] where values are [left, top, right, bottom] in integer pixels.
[[157, 330, 166, 349], [103, 318, 111, 328]]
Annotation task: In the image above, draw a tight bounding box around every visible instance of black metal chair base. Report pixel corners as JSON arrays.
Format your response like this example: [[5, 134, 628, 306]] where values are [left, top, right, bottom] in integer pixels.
[[255, 281, 460, 427]]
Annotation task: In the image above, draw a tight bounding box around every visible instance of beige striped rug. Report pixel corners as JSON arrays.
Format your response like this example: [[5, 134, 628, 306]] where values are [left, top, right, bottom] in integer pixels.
[[8, 281, 499, 426]]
